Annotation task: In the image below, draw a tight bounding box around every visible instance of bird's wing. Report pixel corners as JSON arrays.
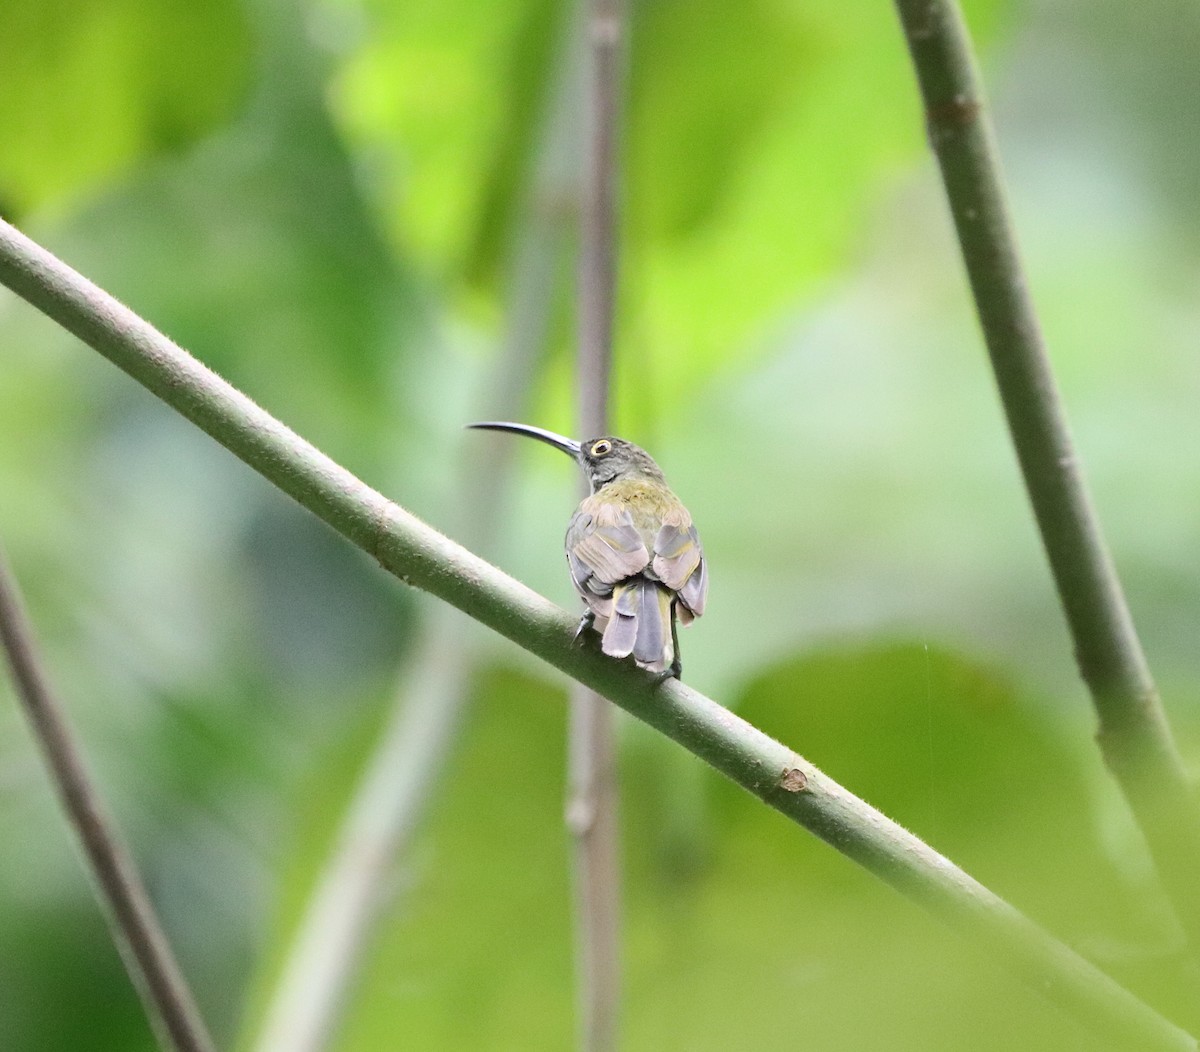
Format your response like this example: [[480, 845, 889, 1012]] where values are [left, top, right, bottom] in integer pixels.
[[566, 501, 652, 612], [652, 509, 707, 620]]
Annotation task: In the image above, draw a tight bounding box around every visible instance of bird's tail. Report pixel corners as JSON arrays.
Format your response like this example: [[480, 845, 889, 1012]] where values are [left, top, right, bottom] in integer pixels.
[[602, 576, 674, 673]]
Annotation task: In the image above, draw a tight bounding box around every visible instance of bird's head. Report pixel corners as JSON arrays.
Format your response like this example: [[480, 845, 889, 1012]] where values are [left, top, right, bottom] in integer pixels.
[[467, 422, 665, 493]]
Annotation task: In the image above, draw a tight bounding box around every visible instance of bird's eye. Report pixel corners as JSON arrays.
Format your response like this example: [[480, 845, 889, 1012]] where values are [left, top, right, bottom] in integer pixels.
[[590, 440, 613, 456]]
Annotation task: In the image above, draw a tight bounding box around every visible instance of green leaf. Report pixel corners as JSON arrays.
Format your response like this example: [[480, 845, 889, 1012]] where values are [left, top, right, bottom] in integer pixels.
[[614, 0, 1007, 408], [238, 666, 574, 1050], [0, 0, 252, 216], [329, 0, 564, 291], [30, 0, 421, 468]]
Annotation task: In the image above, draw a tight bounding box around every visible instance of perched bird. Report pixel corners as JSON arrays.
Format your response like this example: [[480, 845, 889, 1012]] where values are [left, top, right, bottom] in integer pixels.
[[468, 422, 707, 679]]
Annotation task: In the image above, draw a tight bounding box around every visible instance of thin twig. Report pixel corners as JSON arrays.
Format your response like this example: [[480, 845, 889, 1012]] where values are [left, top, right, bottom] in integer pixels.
[[0, 545, 216, 1052], [0, 219, 1195, 1050], [569, 0, 625, 1048], [894, 0, 1200, 956], [250, 23, 582, 1052]]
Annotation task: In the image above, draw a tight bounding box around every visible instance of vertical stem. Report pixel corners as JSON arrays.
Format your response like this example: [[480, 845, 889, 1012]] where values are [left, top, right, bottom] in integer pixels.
[[577, 0, 621, 430], [0, 546, 216, 1052], [569, 0, 625, 1049], [565, 692, 622, 1052], [894, 0, 1200, 956]]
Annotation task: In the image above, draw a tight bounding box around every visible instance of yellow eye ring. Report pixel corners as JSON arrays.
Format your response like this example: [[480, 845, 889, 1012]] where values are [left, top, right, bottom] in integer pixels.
[[590, 440, 613, 456]]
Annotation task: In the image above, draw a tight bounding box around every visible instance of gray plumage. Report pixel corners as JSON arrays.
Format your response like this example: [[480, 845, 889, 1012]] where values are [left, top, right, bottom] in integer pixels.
[[468, 423, 708, 678]]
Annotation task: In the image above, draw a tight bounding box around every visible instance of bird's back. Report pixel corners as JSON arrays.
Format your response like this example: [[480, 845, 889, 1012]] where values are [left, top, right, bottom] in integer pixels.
[[567, 476, 705, 676], [586, 477, 687, 545]]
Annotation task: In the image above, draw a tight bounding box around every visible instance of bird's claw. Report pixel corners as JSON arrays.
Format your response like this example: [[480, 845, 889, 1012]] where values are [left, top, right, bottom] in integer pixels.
[[650, 661, 681, 687], [573, 611, 595, 645]]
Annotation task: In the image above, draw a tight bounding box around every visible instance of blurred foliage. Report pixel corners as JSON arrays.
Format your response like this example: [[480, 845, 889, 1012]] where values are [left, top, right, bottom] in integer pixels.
[[3, 0, 1200, 1050], [330, 0, 1008, 411], [0, 0, 253, 218], [252, 650, 1185, 1049]]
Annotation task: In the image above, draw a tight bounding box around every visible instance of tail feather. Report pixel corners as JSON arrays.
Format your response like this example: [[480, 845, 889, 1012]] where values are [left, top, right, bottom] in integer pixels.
[[601, 603, 637, 658], [633, 581, 671, 669], [602, 577, 674, 673]]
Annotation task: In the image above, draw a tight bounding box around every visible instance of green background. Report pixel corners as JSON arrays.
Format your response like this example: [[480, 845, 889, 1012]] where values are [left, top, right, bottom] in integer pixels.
[[2, 0, 1200, 1048]]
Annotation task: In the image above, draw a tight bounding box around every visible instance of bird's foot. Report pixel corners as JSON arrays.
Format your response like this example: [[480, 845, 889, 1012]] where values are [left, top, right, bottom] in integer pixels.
[[650, 661, 681, 687], [573, 611, 595, 645], [663, 610, 682, 681]]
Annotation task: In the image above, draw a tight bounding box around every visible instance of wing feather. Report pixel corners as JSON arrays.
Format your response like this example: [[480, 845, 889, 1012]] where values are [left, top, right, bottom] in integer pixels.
[[677, 556, 708, 618], [652, 509, 706, 620], [566, 501, 651, 598], [651, 521, 702, 591], [602, 581, 639, 658]]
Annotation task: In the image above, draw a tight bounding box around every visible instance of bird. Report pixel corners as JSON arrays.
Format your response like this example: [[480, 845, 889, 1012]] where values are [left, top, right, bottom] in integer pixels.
[[467, 422, 707, 679]]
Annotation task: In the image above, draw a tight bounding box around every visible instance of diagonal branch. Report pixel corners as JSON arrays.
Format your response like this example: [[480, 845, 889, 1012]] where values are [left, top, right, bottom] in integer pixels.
[[569, 0, 626, 1048], [0, 545, 216, 1052], [0, 217, 1195, 1050], [893, 0, 1200, 957]]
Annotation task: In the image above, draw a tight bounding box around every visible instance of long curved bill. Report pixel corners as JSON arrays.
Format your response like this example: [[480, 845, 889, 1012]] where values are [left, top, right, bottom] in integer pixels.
[[467, 421, 582, 458]]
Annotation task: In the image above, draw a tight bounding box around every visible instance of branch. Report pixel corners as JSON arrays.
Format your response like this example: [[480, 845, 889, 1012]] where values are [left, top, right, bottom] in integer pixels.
[[0, 218, 1195, 1051], [893, 0, 1200, 957], [0, 546, 216, 1052], [250, 24, 582, 1050], [569, 0, 626, 1048]]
